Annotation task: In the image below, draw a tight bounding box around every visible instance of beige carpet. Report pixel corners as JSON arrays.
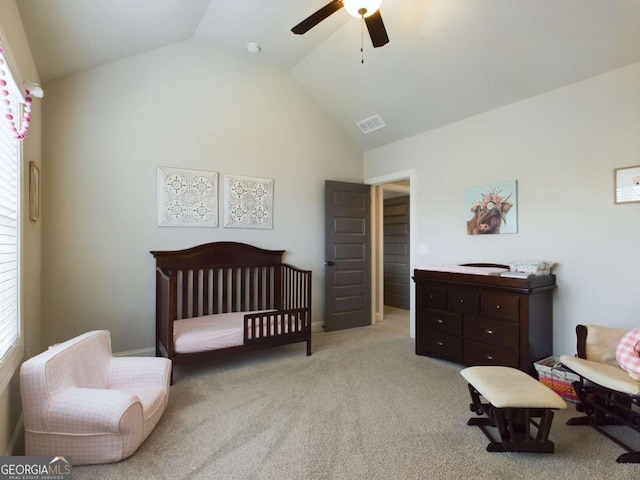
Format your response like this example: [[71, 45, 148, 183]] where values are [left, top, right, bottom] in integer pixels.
[[73, 308, 639, 479]]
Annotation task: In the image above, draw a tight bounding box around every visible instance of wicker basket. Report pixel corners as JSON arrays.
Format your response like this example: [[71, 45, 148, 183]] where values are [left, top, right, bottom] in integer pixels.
[[534, 356, 580, 403]]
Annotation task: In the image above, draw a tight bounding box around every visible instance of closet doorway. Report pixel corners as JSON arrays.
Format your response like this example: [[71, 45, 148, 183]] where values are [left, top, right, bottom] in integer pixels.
[[368, 170, 415, 337], [383, 190, 410, 310]]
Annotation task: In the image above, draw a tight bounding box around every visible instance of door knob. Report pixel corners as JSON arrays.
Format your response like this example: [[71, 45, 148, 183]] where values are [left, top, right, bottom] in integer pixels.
[[325, 261, 335, 266]]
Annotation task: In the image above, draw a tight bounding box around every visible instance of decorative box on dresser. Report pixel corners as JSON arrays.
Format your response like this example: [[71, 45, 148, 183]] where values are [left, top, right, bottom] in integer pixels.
[[413, 267, 556, 376]]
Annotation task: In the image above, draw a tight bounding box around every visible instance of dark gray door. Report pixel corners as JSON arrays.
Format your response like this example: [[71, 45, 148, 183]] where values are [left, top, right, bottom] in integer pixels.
[[383, 195, 410, 310], [324, 180, 371, 331]]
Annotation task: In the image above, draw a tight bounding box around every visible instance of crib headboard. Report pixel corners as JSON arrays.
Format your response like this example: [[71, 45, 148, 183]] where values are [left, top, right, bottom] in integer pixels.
[[151, 241, 285, 269], [150, 242, 287, 319]]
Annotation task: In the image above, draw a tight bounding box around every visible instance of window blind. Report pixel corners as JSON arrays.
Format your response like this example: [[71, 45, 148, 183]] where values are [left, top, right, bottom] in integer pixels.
[[0, 29, 23, 393], [0, 119, 19, 362]]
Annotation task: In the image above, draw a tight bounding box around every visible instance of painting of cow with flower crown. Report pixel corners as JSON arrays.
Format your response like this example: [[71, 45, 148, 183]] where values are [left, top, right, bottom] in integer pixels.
[[466, 180, 518, 235]]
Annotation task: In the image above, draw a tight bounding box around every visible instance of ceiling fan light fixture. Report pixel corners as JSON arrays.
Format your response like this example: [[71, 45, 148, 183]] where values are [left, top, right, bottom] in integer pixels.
[[342, 0, 382, 19]]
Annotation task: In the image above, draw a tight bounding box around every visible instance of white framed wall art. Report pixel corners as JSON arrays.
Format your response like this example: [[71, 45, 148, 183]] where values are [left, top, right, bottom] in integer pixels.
[[224, 174, 273, 229], [157, 167, 218, 227]]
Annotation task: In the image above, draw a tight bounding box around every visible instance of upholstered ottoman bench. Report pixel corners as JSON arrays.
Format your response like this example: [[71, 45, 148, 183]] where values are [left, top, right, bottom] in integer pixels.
[[460, 366, 567, 453]]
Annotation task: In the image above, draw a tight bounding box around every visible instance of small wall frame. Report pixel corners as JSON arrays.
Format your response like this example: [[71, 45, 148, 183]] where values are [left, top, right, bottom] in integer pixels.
[[29, 161, 40, 221], [614, 165, 640, 204]]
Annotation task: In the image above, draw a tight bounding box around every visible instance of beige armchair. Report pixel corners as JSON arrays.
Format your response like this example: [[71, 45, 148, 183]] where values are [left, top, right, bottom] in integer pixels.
[[560, 324, 640, 463], [20, 330, 171, 465]]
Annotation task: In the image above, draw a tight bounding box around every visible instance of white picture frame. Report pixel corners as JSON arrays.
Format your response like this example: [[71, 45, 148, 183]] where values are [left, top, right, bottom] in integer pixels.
[[614, 165, 640, 204]]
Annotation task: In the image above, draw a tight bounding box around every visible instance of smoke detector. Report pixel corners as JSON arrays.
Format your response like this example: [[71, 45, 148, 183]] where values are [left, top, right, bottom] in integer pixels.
[[246, 43, 261, 54]]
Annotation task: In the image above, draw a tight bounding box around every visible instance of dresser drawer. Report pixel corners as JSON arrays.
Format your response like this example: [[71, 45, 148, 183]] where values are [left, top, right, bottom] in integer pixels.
[[416, 331, 462, 362], [418, 285, 446, 310], [480, 292, 520, 320], [447, 288, 479, 314], [424, 310, 462, 335], [463, 339, 519, 368], [463, 315, 519, 350]]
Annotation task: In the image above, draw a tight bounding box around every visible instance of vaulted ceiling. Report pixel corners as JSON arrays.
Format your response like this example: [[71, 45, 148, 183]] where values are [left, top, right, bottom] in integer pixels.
[[16, 0, 640, 150]]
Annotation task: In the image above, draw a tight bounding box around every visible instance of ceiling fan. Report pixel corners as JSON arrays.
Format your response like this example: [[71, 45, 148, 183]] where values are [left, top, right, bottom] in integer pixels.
[[291, 0, 389, 48]]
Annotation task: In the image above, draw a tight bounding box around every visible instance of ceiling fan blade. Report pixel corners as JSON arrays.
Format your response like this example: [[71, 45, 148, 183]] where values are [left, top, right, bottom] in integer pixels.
[[292, 0, 344, 35], [364, 10, 389, 48]]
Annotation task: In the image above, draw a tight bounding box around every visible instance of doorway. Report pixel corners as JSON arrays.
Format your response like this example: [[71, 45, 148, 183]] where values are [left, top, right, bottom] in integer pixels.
[[383, 192, 410, 310], [367, 170, 416, 338]]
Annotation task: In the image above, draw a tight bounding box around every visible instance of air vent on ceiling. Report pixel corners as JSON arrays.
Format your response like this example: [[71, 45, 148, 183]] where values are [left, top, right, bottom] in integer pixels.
[[356, 115, 386, 134]]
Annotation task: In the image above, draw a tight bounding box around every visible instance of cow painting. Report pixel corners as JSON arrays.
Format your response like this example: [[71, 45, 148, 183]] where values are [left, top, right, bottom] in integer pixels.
[[466, 181, 517, 235]]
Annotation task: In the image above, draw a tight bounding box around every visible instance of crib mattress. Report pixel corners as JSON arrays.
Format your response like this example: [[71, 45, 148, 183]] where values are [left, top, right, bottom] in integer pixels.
[[173, 310, 276, 354]]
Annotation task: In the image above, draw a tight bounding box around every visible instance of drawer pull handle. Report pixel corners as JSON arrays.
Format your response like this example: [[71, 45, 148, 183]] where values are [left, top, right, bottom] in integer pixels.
[[496, 305, 501, 309], [460, 299, 464, 303], [429, 294, 434, 298], [486, 354, 494, 360], [436, 341, 444, 346], [436, 319, 444, 324], [485, 329, 494, 335]]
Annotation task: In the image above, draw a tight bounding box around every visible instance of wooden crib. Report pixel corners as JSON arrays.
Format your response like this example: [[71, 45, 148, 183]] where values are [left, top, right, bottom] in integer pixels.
[[150, 242, 312, 376]]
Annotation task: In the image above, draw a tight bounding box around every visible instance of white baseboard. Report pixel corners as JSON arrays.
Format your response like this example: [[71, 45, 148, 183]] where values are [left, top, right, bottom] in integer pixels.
[[6, 412, 23, 456], [113, 347, 155, 357]]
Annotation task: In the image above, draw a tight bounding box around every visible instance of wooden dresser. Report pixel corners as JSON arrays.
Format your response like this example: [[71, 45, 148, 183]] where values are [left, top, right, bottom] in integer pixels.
[[413, 268, 556, 375]]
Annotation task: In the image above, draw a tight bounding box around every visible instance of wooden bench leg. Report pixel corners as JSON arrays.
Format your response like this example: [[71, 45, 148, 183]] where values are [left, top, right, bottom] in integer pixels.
[[466, 384, 557, 453]]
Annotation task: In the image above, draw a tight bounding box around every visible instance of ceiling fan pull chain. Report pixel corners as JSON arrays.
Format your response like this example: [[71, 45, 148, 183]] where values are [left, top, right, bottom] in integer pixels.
[[360, 16, 365, 64]]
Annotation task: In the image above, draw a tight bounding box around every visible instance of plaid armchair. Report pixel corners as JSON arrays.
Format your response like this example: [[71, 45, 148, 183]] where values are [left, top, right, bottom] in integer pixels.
[[20, 330, 171, 465]]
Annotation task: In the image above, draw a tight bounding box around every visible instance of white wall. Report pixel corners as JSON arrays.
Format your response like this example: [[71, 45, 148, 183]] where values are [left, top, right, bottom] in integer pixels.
[[41, 39, 362, 352], [364, 63, 640, 356], [0, 0, 41, 455]]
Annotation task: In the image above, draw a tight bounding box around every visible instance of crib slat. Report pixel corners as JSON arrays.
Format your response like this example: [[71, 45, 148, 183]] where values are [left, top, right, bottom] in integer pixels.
[[257, 267, 264, 310], [217, 269, 222, 313], [293, 268, 297, 309], [241, 267, 246, 311], [232, 267, 237, 312], [229, 267, 234, 311], [282, 266, 287, 309], [192, 269, 199, 317], [222, 268, 229, 313], [181, 269, 189, 319], [265, 267, 272, 310], [202, 269, 210, 315], [231, 268, 236, 312], [248, 267, 255, 311], [211, 269, 216, 314], [290, 267, 295, 309]]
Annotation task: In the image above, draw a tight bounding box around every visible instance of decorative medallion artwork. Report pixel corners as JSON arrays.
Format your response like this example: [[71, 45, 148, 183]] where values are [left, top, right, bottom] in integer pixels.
[[224, 174, 274, 229], [466, 180, 518, 235], [157, 167, 218, 227]]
